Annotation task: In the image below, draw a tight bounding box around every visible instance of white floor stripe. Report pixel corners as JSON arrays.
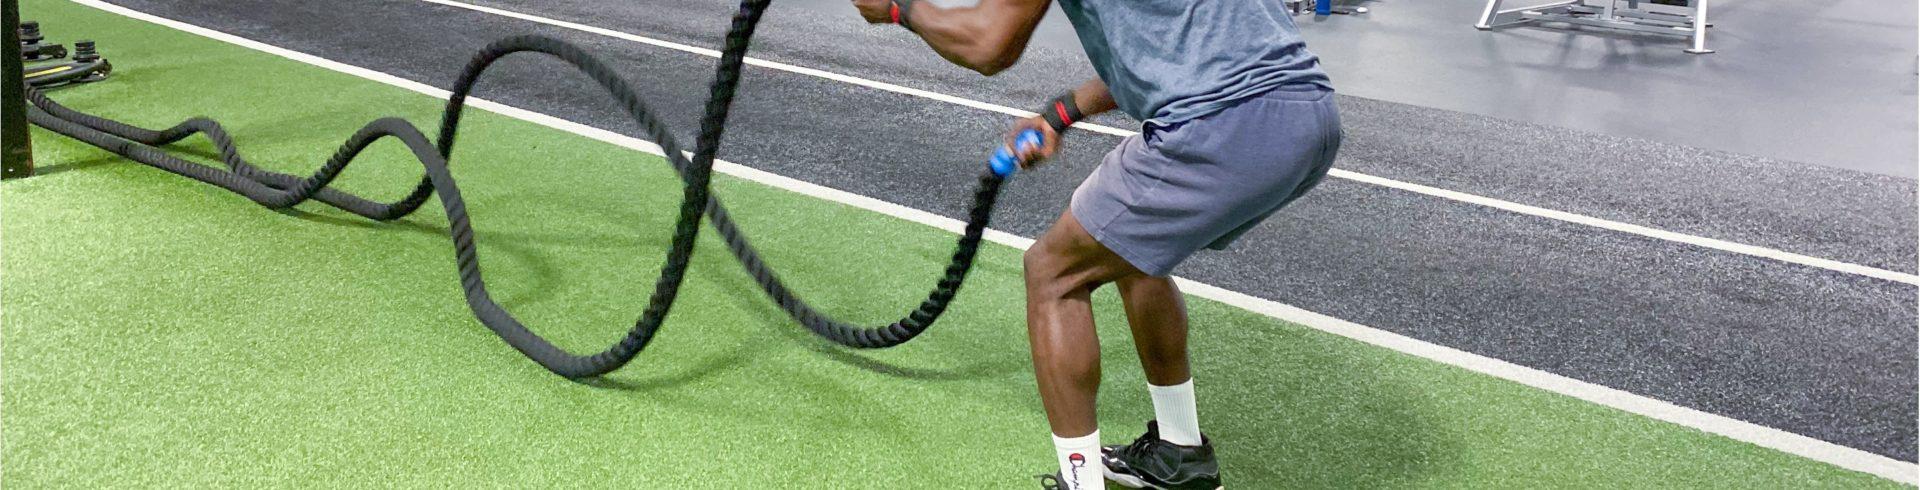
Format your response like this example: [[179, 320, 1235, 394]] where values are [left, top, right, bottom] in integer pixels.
[[66, 0, 1920, 484], [411, 0, 1918, 287]]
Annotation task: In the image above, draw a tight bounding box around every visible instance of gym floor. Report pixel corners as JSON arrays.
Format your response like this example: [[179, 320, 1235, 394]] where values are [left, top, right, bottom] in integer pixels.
[[3, 0, 1914, 487]]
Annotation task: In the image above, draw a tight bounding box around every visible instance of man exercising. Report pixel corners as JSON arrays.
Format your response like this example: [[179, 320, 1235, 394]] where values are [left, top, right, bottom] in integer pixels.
[[851, 1, 1340, 488]]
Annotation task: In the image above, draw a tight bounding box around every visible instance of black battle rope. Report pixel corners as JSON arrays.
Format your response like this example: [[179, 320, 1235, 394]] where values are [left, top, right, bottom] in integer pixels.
[[22, 0, 1009, 379]]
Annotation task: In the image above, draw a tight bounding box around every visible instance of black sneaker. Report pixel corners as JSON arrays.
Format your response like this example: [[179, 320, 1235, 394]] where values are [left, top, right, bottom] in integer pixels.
[[1101, 421, 1223, 490], [1038, 472, 1065, 490], [1038, 471, 1096, 490]]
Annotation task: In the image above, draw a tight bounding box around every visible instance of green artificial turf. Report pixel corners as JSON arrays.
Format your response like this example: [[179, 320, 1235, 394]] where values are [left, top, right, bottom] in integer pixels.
[[0, 1, 1902, 487]]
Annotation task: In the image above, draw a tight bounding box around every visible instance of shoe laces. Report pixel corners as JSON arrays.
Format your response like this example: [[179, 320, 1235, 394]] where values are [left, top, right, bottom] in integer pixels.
[[1117, 428, 1165, 461]]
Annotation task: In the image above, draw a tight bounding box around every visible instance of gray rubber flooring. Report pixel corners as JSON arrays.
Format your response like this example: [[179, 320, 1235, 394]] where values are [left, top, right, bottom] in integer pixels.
[[65, 0, 1920, 462], [1279, 0, 1920, 179]]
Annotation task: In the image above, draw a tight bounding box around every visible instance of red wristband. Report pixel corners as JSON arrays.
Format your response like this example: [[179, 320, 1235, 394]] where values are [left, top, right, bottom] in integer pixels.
[[1038, 94, 1081, 133], [889, 0, 916, 32]]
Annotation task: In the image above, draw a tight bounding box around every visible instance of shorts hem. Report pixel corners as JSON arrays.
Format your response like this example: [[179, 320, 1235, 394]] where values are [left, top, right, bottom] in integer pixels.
[[1070, 203, 1176, 277]]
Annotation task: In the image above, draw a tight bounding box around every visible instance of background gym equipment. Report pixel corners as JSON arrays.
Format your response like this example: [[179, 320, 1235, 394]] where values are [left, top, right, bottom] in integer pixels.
[[7, 16, 114, 180], [1286, 0, 1369, 16], [24, 39, 108, 87], [18, 21, 65, 60], [16, 0, 1036, 379], [1476, 0, 1713, 54]]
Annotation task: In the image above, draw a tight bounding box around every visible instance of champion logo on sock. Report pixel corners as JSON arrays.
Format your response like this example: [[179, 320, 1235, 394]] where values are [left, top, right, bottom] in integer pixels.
[[1067, 453, 1086, 487]]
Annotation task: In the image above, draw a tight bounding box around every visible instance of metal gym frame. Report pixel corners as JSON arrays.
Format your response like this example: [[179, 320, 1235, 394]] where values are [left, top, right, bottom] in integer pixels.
[[1476, 0, 1713, 54], [3, 0, 32, 179]]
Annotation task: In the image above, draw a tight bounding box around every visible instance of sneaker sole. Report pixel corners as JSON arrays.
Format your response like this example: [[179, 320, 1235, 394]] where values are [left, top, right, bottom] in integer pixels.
[[1104, 469, 1150, 489], [1102, 465, 1223, 490]]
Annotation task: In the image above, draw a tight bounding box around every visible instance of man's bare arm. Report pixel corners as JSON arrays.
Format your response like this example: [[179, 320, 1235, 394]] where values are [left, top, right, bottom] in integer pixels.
[[853, 0, 1050, 75]]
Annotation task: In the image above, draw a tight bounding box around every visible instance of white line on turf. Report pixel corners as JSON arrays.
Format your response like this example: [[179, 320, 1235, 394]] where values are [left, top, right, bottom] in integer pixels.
[[68, 0, 1919, 484], [410, 0, 1919, 287]]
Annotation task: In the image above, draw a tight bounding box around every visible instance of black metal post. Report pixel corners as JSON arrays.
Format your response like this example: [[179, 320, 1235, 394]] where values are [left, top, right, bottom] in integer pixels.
[[2, 0, 32, 180]]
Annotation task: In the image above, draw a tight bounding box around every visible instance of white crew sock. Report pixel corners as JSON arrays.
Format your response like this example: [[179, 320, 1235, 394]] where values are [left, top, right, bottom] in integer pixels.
[[1052, 431, 1102, 489], [1150, 379, 1203, 446]]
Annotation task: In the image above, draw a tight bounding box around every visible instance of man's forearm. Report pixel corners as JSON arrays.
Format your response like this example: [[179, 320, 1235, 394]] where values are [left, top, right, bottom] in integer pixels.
[[1068, 78, 1117, 119], [898, 0, 1048, 75], [1006, 78, 1115, 164], [1041, 78, 1116, 132]]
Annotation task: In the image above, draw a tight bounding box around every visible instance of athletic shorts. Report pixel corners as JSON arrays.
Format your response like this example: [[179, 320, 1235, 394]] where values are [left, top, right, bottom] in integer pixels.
[[1069, 86, 1342, 276]]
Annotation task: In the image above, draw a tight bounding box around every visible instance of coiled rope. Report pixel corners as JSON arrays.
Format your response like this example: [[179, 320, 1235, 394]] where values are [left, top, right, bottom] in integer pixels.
[[22, 0, 1008, 379]]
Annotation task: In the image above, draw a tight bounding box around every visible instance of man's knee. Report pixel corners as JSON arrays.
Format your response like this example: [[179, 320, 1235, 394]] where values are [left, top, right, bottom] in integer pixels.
[[1115, 274, 1170, 296], [1023, 241, 1072, 297], [1026, 211, 1141, 300]]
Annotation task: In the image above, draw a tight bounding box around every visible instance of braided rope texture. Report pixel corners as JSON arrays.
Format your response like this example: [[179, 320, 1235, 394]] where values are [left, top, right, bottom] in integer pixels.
[[22, 0, 1007, 379]]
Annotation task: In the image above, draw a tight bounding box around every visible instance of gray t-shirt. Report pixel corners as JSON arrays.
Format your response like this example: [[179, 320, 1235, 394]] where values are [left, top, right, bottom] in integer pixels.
[[1057, 0, 1331, 124]]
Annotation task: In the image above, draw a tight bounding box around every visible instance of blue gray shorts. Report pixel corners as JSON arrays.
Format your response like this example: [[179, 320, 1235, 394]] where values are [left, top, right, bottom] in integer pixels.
[[1070, 86, 1341, 276]]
